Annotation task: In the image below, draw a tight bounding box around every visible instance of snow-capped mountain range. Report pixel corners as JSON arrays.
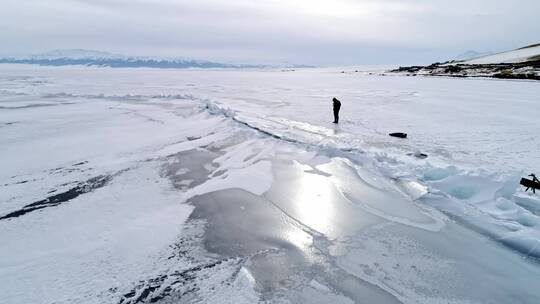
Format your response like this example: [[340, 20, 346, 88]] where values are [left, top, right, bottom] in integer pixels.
[[28, 49, 126, 60], [0, 49, 312, 69]]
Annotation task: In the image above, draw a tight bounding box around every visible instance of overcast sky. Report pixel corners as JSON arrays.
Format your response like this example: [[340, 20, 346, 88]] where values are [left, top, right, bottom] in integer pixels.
[[1, 0, 539, 65]]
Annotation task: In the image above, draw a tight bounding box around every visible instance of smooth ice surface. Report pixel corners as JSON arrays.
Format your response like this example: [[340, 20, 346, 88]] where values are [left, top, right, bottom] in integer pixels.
[[1, 64, 540, 303]]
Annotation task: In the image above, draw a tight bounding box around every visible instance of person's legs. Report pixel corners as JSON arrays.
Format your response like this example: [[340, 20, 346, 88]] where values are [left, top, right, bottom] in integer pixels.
[[333, 106, 340, 123]]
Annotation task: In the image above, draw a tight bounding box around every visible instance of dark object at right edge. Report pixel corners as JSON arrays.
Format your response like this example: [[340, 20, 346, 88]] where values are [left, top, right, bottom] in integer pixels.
[[389, 132, 407, 138]]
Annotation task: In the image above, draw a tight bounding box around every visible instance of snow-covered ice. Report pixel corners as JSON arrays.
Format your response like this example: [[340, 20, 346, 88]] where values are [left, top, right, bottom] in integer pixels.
[[1, 64, 540, 303]]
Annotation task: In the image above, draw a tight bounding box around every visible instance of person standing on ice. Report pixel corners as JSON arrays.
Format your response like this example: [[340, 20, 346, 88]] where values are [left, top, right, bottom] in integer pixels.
[[332, 97, 342, 123]]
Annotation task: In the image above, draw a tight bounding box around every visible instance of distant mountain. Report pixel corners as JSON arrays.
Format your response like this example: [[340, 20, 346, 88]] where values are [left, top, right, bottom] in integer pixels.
[[454, 50, 492, 62], [29, 49, 126, 61], [0, 49, 312, 69]]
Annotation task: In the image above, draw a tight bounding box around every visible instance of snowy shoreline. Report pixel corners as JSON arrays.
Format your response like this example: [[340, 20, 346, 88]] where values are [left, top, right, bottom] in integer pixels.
[[388, 61, 540, 81]]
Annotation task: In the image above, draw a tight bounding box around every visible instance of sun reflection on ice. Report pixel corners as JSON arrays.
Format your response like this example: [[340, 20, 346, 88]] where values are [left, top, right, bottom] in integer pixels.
[[291, 166, 337, 235], [283, 228, 313, 252]]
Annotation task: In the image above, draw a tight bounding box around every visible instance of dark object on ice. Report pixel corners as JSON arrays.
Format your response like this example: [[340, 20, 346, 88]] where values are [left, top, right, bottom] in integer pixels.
[[407, 151, 428, 159], [0, 175, 112, 220], [414, 152, 428, 159], [332, 97, 341, 124], [521, 174, 540, 194], [389, 132, 407, 138]]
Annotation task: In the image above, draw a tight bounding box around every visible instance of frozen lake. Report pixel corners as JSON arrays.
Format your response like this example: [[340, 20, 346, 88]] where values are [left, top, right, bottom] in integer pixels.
[[1, 65, 540, 303]]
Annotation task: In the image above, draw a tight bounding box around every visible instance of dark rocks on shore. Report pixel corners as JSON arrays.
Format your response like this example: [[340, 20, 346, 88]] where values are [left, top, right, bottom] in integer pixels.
[[390, 60, 540, 81], [493, 72, 540, 80]]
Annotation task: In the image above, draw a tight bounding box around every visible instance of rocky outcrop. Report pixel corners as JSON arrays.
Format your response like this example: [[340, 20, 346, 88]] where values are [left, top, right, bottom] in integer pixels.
[[390, 60, 540, 80]]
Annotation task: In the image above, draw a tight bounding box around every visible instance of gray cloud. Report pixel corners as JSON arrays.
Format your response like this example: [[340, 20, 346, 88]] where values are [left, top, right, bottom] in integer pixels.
[[1, 0, 539, 65]]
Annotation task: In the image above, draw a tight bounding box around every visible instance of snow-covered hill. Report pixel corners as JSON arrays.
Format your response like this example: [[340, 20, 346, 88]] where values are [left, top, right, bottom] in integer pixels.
[[454, 50, 492, 61], [463, 44, 540, 64], [391, 43, 540, 80]]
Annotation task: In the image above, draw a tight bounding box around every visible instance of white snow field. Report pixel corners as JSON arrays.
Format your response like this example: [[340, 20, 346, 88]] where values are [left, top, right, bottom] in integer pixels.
[[1, 64, 540, 304]]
